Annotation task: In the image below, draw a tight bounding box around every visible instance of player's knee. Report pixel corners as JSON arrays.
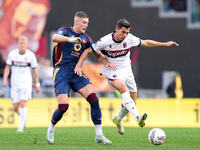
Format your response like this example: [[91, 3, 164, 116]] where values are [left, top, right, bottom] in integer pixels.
[[13, 106, 19, 112], [86, 93, 98, 103], [58, 104, 69, 112]]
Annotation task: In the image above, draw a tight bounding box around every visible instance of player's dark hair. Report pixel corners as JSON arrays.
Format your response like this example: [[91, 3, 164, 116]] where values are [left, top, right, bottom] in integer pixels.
[[75, 11, 89, 18], [116, 19, 130, 29]]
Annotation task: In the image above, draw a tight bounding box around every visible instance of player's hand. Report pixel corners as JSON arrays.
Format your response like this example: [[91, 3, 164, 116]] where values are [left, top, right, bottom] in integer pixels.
[[36, 86, 40, 93], [74, 37, 87, 44], [3, 79, 7, 87], [74, 37, 82, 44], [68, 37, 82, 44], [166, 41, 179, 47], [74, 65, 83, 76], [105, 63, 117, 71]]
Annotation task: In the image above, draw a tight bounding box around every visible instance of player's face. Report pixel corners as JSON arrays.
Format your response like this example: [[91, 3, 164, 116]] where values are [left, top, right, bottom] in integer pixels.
[[18, 39, 28, 54], [115, 27, 130, 42], [74, 17, 89, 34]]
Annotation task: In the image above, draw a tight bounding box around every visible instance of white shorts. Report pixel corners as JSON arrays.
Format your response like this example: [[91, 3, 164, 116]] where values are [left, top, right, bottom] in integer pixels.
[[11, 87, 32, 104], [101, 65, 137, 92]]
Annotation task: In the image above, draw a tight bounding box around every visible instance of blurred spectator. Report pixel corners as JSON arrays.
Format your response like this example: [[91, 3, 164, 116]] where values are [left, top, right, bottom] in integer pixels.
[[135, 0, 156, 2], [37, 57, 54, 97], [0, 51, 10, 97], [0, 51, 6, 97], [191, 0, 200, 23], [166, 73, 183, 99], [198, 76, 200, 97], [165, 0, 186, 12], [166, 76, 176, 98]]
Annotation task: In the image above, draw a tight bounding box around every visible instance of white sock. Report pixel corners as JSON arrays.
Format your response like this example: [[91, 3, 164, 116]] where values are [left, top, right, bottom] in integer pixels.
[[121, 92, 140, 122], [95, 125, 103, 136], [18, 107, 27, 129], [49, 122, 55, 130], [116, 103, 129, 122]]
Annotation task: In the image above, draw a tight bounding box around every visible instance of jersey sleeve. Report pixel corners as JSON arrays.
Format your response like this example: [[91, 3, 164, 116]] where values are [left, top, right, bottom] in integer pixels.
[[30, 52, 38, 68], [84, 34, 94, 49], [6, 52, 12, 66], [91, 38, 105, 52], [130, 34, 141, 47], [56, 26, 68, 36]]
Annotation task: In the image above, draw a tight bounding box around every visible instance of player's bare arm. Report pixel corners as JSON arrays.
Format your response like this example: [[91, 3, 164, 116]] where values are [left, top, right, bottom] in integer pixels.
[[74, 47, 92, 76], [32, 68, 40, 93], [52, 34, 82, 44], [75, 47, 117, 76], [3, 65, 11, 87], [93, 51, 117, 71], [141, 39, 179, 47]]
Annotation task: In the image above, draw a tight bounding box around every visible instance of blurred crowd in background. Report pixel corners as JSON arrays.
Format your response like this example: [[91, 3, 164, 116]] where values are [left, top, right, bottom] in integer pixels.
[[0, 0, 200, 98]]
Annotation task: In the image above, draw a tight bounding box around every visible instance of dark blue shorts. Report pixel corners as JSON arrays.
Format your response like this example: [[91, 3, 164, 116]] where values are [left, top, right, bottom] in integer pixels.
[[53, 66, 91, 96]]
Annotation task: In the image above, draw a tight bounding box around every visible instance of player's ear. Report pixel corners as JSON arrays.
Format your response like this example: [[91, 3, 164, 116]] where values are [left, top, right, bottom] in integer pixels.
[[74, 19, 77, 25], [115, 27, 120, 33], [74, 17, 78, 25]]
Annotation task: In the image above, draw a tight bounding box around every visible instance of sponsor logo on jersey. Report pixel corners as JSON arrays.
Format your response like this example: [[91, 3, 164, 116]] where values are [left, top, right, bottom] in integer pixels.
[[58, 30, 63, 34], [101, 48, 131, 58], [93, 39, 102, 48], [12, 61, 31, 67]]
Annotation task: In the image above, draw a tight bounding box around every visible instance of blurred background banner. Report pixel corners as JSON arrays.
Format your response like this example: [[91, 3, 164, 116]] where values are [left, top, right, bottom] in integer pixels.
[[0, 98, 200, 128], [83, 64, 113, 92], [0, 0, 50, 59]]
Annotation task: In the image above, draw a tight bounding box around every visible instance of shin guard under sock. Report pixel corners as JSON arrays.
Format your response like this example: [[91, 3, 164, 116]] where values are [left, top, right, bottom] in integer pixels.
[[51, 104, 69, 125], [87, 93, 102, 125]]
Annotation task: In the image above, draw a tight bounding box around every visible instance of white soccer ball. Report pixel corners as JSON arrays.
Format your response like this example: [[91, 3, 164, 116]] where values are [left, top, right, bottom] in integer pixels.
[[148, 128, 166, 145]]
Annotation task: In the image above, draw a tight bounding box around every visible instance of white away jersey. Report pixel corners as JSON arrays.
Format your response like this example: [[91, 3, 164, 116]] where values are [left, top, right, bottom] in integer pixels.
[[91, 33, 141, 68], [6, 49, 38, 89]]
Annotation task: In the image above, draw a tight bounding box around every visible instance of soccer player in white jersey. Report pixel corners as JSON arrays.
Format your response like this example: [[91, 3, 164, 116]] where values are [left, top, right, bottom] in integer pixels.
[[3, 35, 40, 132], [75, 19, 179, 135]]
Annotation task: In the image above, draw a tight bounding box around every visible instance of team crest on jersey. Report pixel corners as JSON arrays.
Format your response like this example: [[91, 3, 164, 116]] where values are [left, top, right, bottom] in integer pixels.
[[123, 42, 127, 48], [113, 74, 117, 78]]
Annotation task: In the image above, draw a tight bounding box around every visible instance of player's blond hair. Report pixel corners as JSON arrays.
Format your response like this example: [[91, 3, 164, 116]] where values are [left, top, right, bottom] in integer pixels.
[[18, 35, 28, 41], [74, 11, 89, 19]]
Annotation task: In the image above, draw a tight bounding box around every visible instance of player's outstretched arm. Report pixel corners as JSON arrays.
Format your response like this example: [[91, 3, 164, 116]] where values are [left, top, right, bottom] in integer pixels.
[[93, 52, 117, 71], [74, 48, 93, 76], [52, 34, 82, 44], [141, 40, 179, 47]]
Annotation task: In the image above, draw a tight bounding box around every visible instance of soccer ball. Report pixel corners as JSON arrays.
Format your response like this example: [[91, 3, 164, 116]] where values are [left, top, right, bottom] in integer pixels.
[[148, 128, 166, 145]]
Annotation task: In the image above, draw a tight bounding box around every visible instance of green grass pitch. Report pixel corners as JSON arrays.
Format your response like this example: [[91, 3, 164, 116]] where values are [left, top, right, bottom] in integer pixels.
[[0, 127, 200, 150]]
